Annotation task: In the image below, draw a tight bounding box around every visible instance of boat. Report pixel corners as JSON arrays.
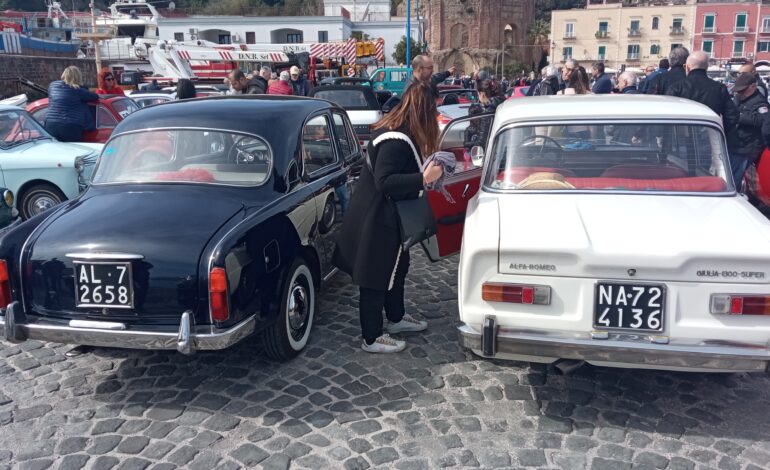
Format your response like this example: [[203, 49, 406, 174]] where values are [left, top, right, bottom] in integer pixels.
[[80, 0, 161, 61], [0, 1, 80, 57]]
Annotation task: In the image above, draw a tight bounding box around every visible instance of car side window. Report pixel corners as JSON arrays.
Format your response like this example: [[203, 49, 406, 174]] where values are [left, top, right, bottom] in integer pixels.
[[30, 107, 48, 125], [302, 115, 337, 173], [96, 106, 118, 129], [331, 112, 357, 160]]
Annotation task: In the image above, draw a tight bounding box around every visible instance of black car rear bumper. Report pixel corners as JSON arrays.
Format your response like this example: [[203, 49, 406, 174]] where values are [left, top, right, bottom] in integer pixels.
[[0, 302, 254, 354]]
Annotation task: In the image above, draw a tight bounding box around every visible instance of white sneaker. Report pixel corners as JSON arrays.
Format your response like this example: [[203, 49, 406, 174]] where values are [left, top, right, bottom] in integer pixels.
[[361, 334, 406, 353], [386, 313, 428, 334]]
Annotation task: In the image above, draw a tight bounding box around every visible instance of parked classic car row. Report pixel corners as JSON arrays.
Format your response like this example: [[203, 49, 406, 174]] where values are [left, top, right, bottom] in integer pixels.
[[2, 91, 770, 375]]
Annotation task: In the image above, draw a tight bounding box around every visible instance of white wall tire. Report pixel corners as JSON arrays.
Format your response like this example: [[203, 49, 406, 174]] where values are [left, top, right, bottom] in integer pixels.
[[263, 258, 315, 360]]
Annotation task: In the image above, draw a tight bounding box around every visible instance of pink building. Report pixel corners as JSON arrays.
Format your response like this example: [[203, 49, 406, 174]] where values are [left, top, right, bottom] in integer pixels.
[[693, 1, 770, 65]]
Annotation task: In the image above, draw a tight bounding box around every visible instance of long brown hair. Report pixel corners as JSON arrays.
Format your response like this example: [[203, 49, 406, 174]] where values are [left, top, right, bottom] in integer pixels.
[[372, 81, 439, 157], [568, 66, 590, 94]]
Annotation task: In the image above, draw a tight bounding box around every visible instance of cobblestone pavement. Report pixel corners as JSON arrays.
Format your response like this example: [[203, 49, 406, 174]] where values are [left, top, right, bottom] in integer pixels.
[[2, 251, 770, 470]]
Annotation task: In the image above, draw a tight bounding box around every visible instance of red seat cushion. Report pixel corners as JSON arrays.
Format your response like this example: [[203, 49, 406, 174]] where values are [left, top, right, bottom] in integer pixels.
[[565, 176, 726, 192], [154, 168, 215, 182], [497, 167, 577, 183], [600, 164, 688, 179]]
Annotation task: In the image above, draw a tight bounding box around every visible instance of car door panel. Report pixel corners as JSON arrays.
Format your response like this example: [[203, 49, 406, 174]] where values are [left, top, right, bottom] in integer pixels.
[[425, 114, 494, 261]]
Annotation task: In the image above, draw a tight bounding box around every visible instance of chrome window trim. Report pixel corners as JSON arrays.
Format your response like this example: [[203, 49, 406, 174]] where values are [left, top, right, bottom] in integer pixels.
[[482, 118, 735, 196], [92, 126, 275, 189]]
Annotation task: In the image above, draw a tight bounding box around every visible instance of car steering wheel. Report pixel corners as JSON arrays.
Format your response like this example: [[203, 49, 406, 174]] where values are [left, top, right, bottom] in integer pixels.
[[517, 135, 564, 162]]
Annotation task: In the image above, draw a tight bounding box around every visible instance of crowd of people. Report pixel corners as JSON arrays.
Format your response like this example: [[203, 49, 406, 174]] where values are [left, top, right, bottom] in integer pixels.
[[225, 65, 313, 97]]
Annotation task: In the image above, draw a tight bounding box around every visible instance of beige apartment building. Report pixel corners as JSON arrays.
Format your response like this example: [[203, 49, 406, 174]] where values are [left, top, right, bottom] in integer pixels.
[[550, 0, 697, 71]]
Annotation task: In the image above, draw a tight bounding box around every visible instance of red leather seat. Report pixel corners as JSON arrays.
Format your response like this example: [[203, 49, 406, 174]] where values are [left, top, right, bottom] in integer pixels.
[[497, 167, 576, 183], [600, 164, 688, 179], [566, 176, 726, 192]]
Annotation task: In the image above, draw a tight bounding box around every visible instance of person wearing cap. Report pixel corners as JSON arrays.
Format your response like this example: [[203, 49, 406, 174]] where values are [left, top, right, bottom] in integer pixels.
[[288, 65, 311, 96], [738, 63, 768, 99], [731, 72, 769, 189], [268, 71, 294, 95]]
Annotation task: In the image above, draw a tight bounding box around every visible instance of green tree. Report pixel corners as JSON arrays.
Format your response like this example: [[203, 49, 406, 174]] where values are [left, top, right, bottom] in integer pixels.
[[392, 35, 423, 66]]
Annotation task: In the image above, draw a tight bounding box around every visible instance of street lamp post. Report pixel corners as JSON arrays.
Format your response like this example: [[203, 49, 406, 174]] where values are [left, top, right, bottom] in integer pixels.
[[406, 0, 411, 67], [502, 24, 512, 78]]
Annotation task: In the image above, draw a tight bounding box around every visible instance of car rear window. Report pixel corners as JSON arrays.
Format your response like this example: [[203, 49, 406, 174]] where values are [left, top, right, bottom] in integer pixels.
[[313, 89, 376, 110], [485, 122, 732, 193], [93, 129, 271, 187], [112, 99, 140, 118]]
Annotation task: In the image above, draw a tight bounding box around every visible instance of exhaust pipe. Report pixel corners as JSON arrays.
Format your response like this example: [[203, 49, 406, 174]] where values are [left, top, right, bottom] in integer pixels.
[[553, 359, 585, 375]]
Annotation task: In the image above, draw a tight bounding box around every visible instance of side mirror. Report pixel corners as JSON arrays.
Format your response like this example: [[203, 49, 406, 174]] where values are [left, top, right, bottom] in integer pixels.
[[471, 146, 484, 167]]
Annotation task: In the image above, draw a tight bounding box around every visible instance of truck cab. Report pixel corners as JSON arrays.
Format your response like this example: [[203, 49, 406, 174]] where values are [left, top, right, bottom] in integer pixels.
[[370, 67, 411, 96]]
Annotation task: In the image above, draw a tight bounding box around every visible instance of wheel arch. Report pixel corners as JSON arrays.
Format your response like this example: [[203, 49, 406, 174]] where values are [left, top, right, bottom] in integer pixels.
[[17, 179, 67, 205]]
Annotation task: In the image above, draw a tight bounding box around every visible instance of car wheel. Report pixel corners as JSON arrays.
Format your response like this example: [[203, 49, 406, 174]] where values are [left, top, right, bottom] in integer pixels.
[[20, 184, 66, 220], [263, 258, 315, 360]]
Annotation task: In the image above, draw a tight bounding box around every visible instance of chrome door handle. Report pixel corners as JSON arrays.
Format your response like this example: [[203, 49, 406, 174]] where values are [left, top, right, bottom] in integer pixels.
[[462, 184, 470, 199]]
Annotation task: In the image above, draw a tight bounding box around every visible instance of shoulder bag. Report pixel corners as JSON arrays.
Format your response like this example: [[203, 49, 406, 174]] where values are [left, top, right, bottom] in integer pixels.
[[367, 132, 437, 251]]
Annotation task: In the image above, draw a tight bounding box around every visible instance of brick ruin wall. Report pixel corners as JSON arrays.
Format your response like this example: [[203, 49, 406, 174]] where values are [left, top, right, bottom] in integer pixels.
[[0, 56, 103, 101]]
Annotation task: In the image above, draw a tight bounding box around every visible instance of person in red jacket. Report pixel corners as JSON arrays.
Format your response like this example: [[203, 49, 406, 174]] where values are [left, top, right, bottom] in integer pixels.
[[96, 68, 125, 95], [268, 71, 293, 95]]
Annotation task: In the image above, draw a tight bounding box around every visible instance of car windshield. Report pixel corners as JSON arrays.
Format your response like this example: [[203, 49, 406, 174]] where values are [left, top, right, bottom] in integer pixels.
[[111, 99, 139, 119], [93, 129, 271, 186], [485, 122, 732, 193], [0, 110, 51, 149], [312, 89, 375, 110]]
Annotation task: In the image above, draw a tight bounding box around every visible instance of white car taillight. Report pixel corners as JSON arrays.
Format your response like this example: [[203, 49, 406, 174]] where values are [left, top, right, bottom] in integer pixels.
[[482, 283, 551, 305], [710, 294, 770, 315]]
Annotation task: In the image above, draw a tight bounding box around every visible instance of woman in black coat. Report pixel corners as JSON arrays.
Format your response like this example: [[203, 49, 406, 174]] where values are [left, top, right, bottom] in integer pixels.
[[333, 82, 444, 353]]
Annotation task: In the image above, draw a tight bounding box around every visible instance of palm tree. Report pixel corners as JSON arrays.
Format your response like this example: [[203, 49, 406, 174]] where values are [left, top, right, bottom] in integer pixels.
[[528, 19, 551, 69]]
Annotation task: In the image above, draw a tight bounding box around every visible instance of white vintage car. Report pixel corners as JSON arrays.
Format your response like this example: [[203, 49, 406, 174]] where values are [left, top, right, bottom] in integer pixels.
[[429, 95, 770, 373]]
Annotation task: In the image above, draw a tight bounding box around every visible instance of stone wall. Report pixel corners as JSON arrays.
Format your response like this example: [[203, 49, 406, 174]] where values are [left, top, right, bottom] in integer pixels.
[[0, 56, 102, 101], [424, 0, 536, 74]]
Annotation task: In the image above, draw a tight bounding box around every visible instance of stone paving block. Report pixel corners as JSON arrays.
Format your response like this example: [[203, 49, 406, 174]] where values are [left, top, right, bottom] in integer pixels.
[[59, 454, 90, 470], [231, 443, 269, 467]]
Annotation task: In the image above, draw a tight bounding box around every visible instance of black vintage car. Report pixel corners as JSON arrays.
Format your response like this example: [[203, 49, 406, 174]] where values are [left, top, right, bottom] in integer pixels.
[[0, 95, 362, 359]]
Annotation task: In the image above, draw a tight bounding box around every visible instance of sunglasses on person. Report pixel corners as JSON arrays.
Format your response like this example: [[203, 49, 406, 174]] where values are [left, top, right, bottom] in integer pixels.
[[104, 75, 114, 81]]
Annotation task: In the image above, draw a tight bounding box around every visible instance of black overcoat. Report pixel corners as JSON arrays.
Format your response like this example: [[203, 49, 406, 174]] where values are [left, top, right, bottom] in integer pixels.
[[332, 129, 424, 290]]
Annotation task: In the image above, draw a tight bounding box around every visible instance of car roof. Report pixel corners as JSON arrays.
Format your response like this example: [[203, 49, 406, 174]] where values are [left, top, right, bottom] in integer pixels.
[[437, 103, 473, 119], [496, 95, 723, 126], [309, 85, 380, 110], [114, 95, 337, 168], [0, 104, 25, 112]]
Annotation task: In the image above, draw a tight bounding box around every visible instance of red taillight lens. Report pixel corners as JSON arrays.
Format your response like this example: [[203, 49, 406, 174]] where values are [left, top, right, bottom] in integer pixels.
[[437, 114, 452, 126], [711, 294, 770, 315], [209, 267, 229, 322], [482, 283, 550, 305], [0, 260, 9, 308]]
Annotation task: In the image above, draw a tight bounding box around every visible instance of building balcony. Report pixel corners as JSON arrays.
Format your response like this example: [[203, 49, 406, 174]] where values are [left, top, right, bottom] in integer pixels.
[[628, 28, 642, 37], [561, 56, 572, 62], [595, 30, 609, 39], [702, 26, 716, 34], [670, 26, 685, 35], [563, 33, 576, 40], [734, 27, 750, 34], [627, 54, 640, 61], [761, 28, 770, 34]]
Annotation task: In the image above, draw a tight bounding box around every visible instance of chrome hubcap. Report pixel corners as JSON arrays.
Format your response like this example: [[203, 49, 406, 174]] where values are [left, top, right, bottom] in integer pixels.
[[287, 280, 308, 337], [32, 195, 58, 214]]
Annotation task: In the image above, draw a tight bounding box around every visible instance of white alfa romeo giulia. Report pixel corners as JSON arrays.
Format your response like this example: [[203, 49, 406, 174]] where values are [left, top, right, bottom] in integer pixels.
[[430, 95, 770, 373]]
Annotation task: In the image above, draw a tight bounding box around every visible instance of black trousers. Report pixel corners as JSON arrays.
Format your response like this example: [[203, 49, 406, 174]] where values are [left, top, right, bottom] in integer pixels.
[[359, 250, 410, 344]]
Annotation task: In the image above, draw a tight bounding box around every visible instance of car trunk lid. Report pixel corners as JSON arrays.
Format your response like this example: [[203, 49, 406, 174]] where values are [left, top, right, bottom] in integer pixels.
[[497, 194, 770, 284], [24, 186, 244, 325]]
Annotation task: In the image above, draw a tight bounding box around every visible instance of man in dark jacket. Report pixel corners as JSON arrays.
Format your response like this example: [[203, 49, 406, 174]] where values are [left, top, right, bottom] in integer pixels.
[[666, 51, 739, 137], [640, 58, 669, 94], [403, 54, 455, 95], [227, 69, 266, 95], [647, 47, 688, 95], [616, 71, 639, 94], [738, 63, 768, 99], [289, 66, 312, 96], [591, 62, 613, 94], [731, 73, 769, 189]]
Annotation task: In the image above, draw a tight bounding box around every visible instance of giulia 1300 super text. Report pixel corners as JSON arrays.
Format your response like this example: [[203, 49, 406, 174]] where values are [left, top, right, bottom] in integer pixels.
[[0, 95, 361, 360], [437, 95, 770, 373]]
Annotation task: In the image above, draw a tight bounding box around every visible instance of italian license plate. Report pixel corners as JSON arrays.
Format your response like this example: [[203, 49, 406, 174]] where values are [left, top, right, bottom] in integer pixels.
[[594, 282, 665, 332], [74, 261, 134, 309]]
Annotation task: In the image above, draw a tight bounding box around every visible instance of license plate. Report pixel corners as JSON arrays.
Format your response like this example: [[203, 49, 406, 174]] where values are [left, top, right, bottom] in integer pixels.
[[74, 261, 134, 309], [594, 282, 665, 332]]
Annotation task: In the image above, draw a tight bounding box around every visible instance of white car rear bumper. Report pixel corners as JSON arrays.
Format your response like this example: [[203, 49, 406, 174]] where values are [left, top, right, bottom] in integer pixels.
[[458, 317, 770, 373]]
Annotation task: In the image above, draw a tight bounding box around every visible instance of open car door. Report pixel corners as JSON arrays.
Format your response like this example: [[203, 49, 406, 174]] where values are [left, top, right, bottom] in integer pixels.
[[423, 113, 495, 261]]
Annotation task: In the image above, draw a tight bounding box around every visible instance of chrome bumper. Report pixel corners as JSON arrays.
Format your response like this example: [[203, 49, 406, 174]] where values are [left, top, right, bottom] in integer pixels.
[[0, 302, 255, 355], [458, 317, 770, 372]]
